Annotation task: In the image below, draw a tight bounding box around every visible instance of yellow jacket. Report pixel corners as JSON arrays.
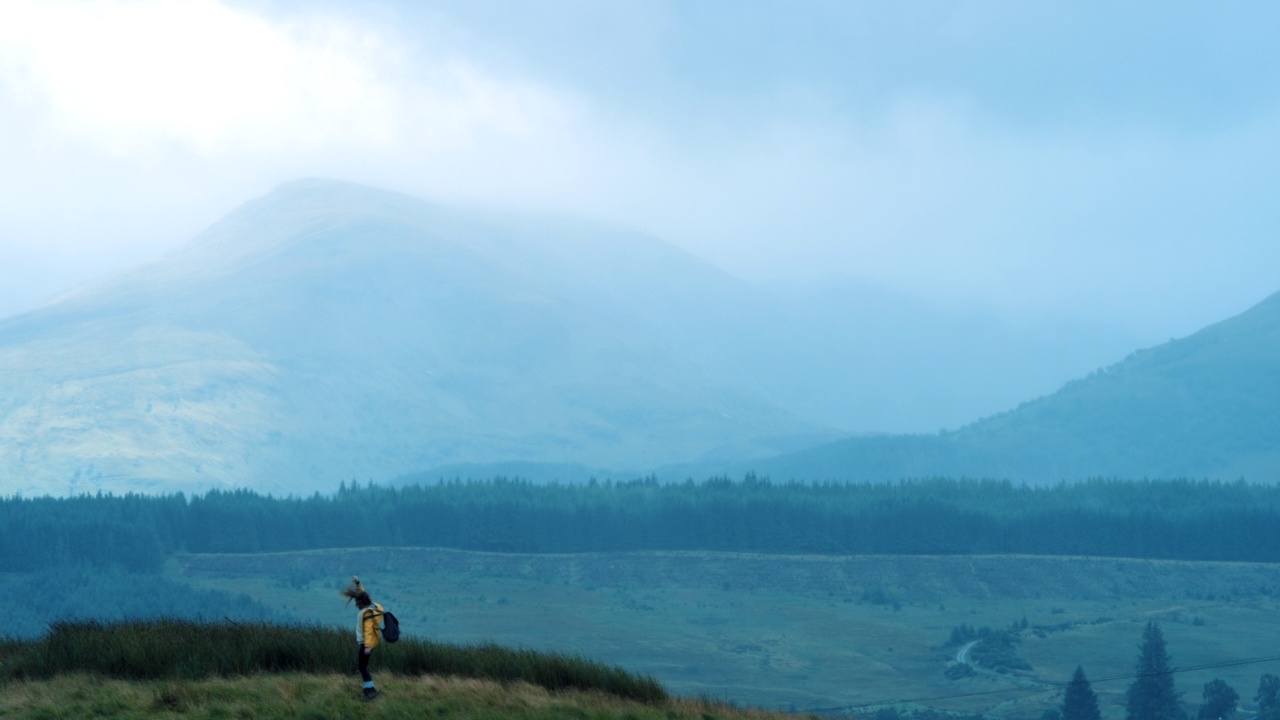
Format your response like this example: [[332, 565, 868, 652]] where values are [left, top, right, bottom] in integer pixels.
[[358, 602, 384, 648], [354, 583, 384, 648]]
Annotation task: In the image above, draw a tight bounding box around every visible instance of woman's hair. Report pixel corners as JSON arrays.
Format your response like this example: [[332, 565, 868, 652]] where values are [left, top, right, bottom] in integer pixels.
[[341, 583, 372, 608]]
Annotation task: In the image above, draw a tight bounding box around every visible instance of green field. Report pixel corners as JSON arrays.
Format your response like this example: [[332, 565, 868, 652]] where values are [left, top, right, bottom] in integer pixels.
[[167, 548, 1280, 716]]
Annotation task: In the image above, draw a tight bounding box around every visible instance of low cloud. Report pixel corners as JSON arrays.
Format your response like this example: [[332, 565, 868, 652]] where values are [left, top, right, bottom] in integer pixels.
[[0, 0, 1277, 341], [0, 0, 571, 156]]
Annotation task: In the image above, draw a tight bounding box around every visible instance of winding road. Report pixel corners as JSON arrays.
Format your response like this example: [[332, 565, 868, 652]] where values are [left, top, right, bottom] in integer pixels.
[[956, 640, 979, 665]]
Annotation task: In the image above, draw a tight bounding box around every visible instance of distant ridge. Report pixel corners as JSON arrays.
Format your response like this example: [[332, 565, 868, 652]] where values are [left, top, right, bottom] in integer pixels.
[[396, 461, 630, 485], [734, 289, 1280, 484]]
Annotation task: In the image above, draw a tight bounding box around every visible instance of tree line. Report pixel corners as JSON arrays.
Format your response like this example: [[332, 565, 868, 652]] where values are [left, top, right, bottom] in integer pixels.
[[5, 476, 1280, 574]]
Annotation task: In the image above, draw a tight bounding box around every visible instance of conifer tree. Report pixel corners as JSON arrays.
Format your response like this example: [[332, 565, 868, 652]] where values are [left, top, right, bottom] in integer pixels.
[[1063, 666, 1102, 720], [1125, 622, 1186, 720]]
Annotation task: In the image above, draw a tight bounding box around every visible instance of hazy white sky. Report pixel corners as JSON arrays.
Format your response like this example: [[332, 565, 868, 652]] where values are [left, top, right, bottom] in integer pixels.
[[1, 0, 1278, 341]]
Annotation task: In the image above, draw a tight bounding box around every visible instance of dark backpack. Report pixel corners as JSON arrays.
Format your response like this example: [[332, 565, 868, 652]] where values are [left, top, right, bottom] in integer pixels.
[[380, 610, 400, 643]]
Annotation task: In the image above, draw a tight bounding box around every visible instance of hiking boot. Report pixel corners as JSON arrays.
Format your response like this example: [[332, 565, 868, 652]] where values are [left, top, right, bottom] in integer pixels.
[[362, 687, 379, 701]]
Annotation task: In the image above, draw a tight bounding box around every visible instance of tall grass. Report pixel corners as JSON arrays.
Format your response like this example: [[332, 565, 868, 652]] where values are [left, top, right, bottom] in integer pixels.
[[0, 619, 667, 704]]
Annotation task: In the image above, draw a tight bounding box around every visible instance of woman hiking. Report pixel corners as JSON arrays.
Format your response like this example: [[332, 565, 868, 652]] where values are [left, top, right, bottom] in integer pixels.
[[342, 575, 385, 701]]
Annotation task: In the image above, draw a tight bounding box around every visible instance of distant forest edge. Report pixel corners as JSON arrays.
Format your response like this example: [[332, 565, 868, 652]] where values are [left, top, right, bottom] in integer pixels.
[[6, 477, 1280, 570]]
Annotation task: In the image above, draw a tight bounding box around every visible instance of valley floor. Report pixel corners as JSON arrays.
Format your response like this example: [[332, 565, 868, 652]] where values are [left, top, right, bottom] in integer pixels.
[[170, 549, 1280, 718]]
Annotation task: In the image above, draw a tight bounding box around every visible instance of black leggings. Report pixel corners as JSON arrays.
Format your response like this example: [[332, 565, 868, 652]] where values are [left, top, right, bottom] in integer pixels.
[[358, 646, 372, 682]]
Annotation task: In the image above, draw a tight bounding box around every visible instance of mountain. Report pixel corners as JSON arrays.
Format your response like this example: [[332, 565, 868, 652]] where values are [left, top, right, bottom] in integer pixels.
[[731, 289, 1280, 484], [0, 179, 1154, 496], [0, 180, 827, 496]]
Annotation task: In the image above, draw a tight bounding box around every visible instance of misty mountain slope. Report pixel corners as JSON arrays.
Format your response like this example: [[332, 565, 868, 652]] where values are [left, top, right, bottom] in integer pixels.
[[734, 290, 1280, 484], [0, 180, 820, 496], [0, 326, 287, 495], [0, 179, 1161, 496]]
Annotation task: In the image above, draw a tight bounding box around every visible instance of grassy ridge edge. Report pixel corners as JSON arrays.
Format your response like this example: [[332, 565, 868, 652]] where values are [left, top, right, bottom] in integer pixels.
[[0, 619, 666, 705], [0, 673, 815, 719]]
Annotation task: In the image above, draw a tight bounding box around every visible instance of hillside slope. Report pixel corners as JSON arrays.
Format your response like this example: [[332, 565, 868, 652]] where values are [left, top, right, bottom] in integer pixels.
[[0, 180, 819, 496], [738, 290, 1280, 483], [0, 619, 802, 719]]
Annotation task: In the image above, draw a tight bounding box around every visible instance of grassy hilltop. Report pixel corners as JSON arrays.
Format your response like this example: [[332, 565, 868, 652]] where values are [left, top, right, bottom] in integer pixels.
[[0, 620, 809, 720]]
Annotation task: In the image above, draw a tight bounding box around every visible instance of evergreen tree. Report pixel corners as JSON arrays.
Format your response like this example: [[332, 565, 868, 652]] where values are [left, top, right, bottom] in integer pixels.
[[1125, 622, 1186, 720], [1063, 666, 1102, 720], [1197, 679, 1238, 720]]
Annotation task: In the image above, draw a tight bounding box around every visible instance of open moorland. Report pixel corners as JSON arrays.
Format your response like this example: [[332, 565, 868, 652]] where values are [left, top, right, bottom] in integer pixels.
[[0, 619, 802, 720], [170, 548, 1280, 717], [8, 479, 1280, 716]]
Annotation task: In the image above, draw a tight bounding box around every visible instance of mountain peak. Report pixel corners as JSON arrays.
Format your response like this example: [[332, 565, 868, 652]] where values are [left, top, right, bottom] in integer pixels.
[[0, 182, 815, 496]]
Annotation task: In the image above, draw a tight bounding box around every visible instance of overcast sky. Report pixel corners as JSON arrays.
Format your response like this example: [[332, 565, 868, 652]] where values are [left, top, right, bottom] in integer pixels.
[[1, 0, 1278, 342]]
